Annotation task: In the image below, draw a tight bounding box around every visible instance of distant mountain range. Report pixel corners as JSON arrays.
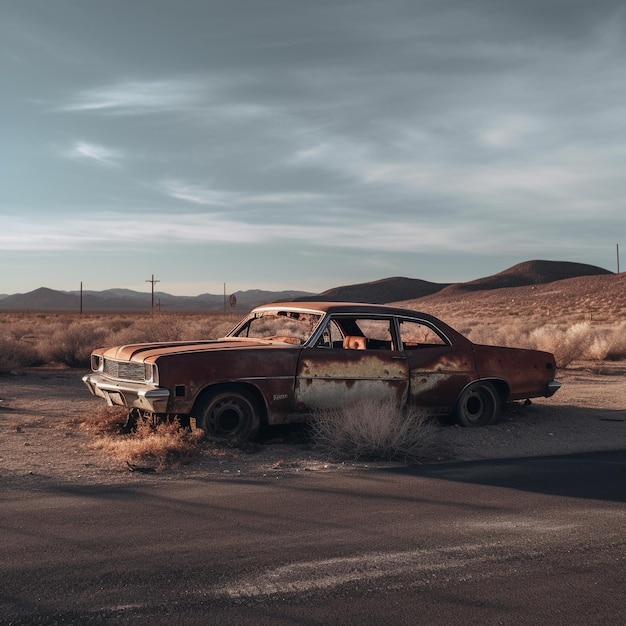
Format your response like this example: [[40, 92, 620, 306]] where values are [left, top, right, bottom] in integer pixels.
[[0, 286, 313, 312], [0, 260, 613, 312]]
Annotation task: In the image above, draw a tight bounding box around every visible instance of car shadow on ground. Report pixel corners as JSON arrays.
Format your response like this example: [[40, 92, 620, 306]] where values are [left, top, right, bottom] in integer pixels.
[[390, 449, 626, 503]]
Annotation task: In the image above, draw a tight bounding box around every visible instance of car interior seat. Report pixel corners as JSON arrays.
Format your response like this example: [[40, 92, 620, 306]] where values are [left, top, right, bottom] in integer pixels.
[[343, 335, 367, 349]]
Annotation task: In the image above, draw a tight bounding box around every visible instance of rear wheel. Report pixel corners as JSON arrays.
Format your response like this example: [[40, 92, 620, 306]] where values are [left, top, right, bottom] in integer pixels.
[[453, 382, 500, 427], [197, 389, 261, 442]]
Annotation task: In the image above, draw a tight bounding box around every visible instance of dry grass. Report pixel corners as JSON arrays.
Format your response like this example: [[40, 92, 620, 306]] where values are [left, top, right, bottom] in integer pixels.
[[1, 297, 625, 374], [457, 319, 626, 368], [309, 399, 441, 463], [0, 336, 43, 373], [1, 308, 625, 375], [81, 406, 204, 471], [4, 272, 626, 373], [0, 311, 240, 371], [42, 321, 108, 368], [2, 272, 626, 371]]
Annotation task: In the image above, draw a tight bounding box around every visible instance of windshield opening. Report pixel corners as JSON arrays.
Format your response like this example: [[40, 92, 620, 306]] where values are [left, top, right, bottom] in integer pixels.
[[230, 310, 322, 345]]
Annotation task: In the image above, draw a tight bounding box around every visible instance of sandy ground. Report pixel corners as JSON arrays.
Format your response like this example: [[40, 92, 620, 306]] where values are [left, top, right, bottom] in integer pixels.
[[1, 364, 625, 488]]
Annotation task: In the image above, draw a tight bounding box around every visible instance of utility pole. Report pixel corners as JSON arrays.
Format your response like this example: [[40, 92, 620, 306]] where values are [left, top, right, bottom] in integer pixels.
[[146, 274, 160, 313], [80, 281, 83, 315], [617, 244, 620, 274]]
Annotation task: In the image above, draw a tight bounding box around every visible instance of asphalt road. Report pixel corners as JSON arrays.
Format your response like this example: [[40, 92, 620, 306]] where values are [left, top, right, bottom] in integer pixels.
[[1, 450, 625, 625]]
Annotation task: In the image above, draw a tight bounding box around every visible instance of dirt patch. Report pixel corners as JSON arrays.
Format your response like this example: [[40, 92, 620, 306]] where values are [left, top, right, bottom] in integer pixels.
[[1, 365, 625, 488]]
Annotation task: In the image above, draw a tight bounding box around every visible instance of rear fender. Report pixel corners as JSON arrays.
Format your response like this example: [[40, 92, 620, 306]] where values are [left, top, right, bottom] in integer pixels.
[[456, 377, 510, 404]]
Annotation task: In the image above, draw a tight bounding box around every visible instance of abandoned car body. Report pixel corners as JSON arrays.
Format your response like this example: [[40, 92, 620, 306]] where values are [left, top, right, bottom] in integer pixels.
[[83, 302, 561, 440]]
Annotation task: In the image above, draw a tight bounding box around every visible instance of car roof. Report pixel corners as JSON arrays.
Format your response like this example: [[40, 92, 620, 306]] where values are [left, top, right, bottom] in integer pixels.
[[252, 301, 434, 319]]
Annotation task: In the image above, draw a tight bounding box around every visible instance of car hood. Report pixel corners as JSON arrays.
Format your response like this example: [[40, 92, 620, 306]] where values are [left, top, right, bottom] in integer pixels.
[[100, 338, 295, 362]]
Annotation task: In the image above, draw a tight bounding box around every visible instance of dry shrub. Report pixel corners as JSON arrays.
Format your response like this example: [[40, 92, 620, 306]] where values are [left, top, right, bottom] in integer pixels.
[[0, 336, 43, 372], [585, 322, 626, 361], [40, 322, 107, 368], [109, 313, 241, 345], [6, 322, 35, 341], [86, 411, 204, 471], [466, 320, 535, 348], [465, 319, 626, 366], [179, 314, 241, 340], [80, 405, 130, 435], [587, 336, 610, 361], [0, 311, 245, 369], [107, 317, 135, 333], [103, 312, 243, 346], [604, 325, 626, 360], [111, 315, 185, 344], [310, 399, 440, 463], [529, 322, 596, 368]]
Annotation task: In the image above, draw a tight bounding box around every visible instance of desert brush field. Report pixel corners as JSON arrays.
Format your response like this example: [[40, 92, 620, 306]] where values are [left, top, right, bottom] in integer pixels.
[[1, 267, 626, 481]]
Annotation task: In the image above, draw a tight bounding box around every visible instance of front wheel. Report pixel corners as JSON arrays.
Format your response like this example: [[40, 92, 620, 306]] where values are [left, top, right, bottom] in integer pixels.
[[453, 382, 500, 427], [197, 389, 261, 442]]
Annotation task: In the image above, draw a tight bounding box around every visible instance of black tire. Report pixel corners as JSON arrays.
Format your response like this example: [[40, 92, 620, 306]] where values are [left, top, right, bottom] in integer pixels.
[[453, 382, 500, 427], [197, 389, 261, 442]]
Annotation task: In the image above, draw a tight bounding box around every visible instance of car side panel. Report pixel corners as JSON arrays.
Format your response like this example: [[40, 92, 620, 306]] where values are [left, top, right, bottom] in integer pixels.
[[473, 344, 557, 400], [294, 347, 409, 411], [155, 346, 301, 423], [404, 345, 478, 412]]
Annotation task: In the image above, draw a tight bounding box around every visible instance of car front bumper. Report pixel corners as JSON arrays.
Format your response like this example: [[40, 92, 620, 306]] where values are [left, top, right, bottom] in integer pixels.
[[83, 373, 171, 414]]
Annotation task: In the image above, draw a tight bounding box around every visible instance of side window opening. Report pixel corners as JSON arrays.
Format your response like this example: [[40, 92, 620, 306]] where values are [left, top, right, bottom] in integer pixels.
[[399, 319, 448, 349], [333, 318, 396, 351], [353, 319, 393, 350]]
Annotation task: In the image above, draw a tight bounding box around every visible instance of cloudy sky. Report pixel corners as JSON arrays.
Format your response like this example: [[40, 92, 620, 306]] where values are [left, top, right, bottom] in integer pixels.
[[2, 0, 625, 296]]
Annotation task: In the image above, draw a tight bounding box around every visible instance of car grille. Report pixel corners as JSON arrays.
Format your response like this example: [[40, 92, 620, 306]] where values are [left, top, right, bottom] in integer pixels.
[[103, 359, 145, 383]]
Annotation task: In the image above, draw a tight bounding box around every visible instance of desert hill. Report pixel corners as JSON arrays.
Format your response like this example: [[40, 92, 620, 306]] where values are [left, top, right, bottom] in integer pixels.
[[441, 260, 612, 294], [296, 277, 449, 304], [0, 287, 77, 309], [297, 260, 610, 305], [305, 260, 623, 325], [400, 271, 626, 324]]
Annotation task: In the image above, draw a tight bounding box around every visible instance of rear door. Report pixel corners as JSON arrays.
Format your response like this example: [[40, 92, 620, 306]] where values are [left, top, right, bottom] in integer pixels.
[[398, 317, 477, 412]]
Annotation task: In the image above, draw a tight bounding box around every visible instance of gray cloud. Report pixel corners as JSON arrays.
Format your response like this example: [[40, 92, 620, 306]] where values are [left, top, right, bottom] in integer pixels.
[[55, 79, 212, 115], [64, 141, 123, 166], [2, 0, 625, 294]]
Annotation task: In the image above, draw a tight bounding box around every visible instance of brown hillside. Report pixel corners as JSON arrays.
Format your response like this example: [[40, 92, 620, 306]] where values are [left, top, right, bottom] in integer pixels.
[[298, 277, 448, 304], [398, 272, 626, 324], [293, 260, 614, 313], [441, 260, 611, 294]]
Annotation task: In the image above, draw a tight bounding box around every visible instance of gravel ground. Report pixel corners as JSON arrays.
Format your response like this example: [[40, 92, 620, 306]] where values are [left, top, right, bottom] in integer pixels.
[[1, 364, 625, 488]]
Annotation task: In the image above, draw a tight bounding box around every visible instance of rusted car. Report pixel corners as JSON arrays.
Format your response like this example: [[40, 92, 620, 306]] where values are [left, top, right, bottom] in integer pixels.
[[83, 302, 561, 440]]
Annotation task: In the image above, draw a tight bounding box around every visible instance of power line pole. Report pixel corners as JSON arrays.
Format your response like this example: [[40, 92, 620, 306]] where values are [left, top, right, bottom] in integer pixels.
[[617, 243, 620, 274], [146, 274, 160, 313]]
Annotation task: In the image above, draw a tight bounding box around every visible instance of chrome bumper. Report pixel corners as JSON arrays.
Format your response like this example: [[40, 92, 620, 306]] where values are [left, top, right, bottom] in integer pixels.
[[545, 380, 562, 398], [83, 373, 170, 413]]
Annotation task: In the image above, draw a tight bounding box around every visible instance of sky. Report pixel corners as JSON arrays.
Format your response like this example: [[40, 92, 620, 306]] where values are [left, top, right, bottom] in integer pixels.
[[2, 0, 625, 296]]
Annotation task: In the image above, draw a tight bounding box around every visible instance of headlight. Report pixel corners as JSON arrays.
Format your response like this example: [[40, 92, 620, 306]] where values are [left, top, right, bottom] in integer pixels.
[[91, 354, 104, 372], [144, 362, 159, 384]]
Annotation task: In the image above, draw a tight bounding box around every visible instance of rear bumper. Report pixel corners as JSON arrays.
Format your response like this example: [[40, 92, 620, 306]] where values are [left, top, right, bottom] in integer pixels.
[[545, 380, 562, 398], [83, 373, 170, 413]]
